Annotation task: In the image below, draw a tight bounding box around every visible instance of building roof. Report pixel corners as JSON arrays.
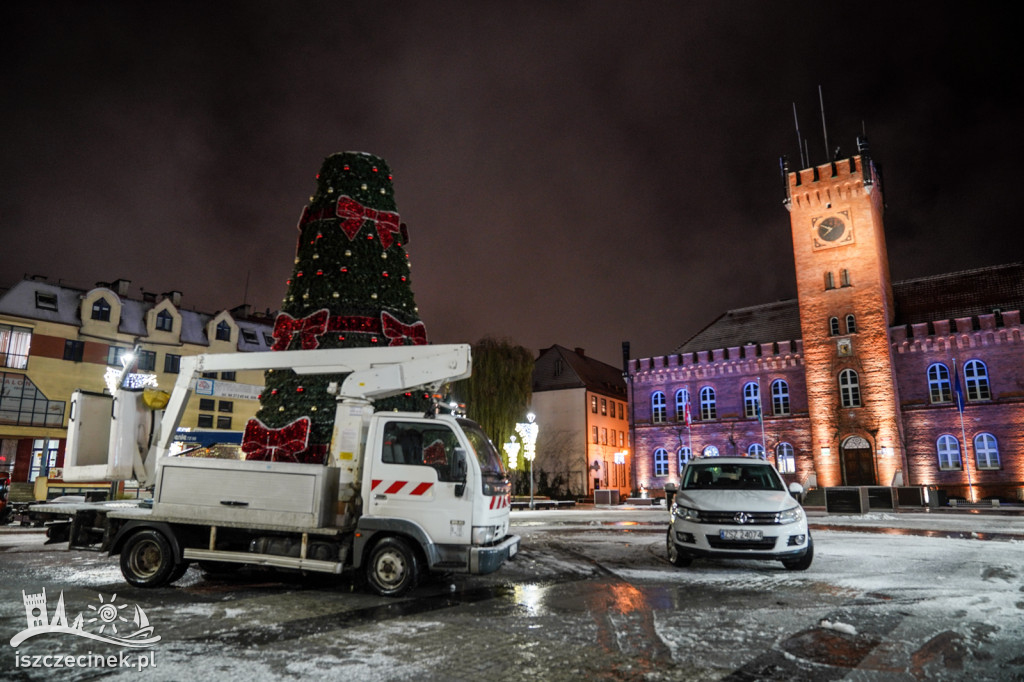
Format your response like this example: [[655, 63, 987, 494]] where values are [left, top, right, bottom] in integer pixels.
[[0, 277, 274, 350], [677, 299, 802, 353], [891, 262, 1024, 325], [675, 262, 1023, 354], [533, 345, 626, 398]]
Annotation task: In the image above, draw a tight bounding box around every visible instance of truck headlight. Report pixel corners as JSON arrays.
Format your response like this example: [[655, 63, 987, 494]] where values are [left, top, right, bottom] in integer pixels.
[[472, 525, 501, 544]]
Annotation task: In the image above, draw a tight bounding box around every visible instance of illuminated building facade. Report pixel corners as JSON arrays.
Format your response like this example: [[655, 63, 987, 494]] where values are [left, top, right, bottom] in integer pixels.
[[531, 345, 630, 498], [629, 148, 1024, 502], [0, 276, 274, 483]]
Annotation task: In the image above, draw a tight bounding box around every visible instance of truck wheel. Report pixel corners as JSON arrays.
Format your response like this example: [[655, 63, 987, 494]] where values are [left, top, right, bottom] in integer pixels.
[[167, 561, 191, 584], [120, 530, 177, 588], [366, 537, 420, 597], [666, 529, 692, 567]]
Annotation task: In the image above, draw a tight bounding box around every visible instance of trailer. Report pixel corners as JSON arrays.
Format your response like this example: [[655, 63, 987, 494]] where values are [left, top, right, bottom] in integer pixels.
[[36, 344, 519, 596]]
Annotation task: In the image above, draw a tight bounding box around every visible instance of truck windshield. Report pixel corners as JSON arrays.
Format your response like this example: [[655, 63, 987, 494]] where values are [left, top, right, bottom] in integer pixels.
[[457, 419, 507, 477]]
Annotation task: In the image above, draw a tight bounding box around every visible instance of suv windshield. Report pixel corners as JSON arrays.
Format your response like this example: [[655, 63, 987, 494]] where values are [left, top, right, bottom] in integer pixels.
[[457, 418, 507, 478], [682, 463, 783, 491]]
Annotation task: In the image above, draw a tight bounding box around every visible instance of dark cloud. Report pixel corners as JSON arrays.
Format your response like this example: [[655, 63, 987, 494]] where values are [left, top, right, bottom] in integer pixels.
[[3, 1, 1021, 365]]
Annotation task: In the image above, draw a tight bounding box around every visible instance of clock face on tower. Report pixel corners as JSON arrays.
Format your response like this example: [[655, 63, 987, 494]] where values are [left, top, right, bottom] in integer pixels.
[[812, 211, 854, 249]]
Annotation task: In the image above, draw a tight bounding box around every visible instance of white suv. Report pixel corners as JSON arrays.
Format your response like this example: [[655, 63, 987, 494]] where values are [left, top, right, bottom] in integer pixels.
[[666, 457, 812, 570]]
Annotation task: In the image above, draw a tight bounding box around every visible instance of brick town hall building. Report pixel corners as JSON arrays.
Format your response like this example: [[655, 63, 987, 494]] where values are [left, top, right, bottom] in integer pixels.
[[628, 142, 1023, 503]]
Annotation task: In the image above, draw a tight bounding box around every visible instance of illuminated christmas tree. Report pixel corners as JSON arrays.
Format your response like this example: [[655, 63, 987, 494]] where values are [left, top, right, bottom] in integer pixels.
[[241, 152, 428, 464]]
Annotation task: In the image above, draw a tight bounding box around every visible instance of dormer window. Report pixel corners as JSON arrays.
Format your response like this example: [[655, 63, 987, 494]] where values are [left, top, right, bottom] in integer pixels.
[[92, 298, 111, 322], [35, 292, 58, 311], [155, 309, 174, 332], [215, 321, 232, 341]]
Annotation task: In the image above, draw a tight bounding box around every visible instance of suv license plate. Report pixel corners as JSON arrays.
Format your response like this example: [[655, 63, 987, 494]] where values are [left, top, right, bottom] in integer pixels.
[[720, 529, 763, 541]]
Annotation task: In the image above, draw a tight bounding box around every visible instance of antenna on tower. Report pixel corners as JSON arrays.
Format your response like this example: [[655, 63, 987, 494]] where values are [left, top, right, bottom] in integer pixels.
[[792, 102, 806, 168], [818, 85, 830, 162]]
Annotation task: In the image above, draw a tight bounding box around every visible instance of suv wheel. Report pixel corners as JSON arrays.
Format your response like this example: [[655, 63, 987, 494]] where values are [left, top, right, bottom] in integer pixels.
[[781, 535, 814, 571], [666, 528, 692, 567]]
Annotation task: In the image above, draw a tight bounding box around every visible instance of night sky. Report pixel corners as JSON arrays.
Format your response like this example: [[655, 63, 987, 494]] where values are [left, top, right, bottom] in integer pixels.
[[3, 2, 1021, 366]]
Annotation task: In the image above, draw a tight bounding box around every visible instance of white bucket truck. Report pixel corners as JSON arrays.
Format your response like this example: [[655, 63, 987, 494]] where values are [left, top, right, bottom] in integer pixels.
[[46, 344, 519, 596]]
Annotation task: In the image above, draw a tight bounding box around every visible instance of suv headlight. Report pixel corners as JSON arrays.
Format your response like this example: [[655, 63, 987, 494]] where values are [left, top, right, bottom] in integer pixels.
[[673, 505, 702, 522], [776, 506, 804, 525]]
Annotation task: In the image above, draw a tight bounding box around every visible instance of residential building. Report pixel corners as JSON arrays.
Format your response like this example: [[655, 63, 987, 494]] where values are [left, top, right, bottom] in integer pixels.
[[531, 345, 630, 499], [0, 276, 274, 482]]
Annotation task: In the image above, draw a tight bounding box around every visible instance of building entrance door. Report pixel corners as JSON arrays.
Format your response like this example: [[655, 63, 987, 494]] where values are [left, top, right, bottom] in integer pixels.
[[841, 436, 876, 486]]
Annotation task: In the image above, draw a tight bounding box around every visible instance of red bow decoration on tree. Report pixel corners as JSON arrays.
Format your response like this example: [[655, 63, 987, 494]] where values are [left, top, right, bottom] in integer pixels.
[[381, 311, 428, 346], [335, 196, 403, 249], [241, 417, 311, 462], [272, 309, 329, 351]]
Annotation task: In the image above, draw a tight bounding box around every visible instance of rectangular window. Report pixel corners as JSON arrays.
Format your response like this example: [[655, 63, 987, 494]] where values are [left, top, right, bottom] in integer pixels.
[[198, 398, 216, 411], [106, 346, 129, 366], [263, 333, 274, 346], [28, 438, 60, 482], [618, 403, 623, 419], [218, 400, 234, 413], [164, 354, 181, 374], [601, 399, 607, 415], [216, 415, 232, 430], [591, 396, 598, 413], [63, 340, 85, 362], [197, 414, 214, 428], [0, 324, 33, 370], [220, 371, 236, 381], [601, 428, 607, 445], [136, 350, 156, 371], [592, 426, 598, 444], [241, 329, 258, 344]]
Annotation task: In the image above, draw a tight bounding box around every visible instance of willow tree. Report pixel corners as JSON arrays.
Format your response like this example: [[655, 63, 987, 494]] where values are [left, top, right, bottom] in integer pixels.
[[452, 337, 534, 467]]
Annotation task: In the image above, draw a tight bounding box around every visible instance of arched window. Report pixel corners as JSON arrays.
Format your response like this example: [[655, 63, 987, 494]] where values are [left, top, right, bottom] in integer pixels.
[[927, 363, 951, 403], [743, 382, 761, 419], [845, 314, 857, 334], [829, 317, 840, 336], [677, 447, 691, 471], [91, 297, 111, 322], [156, 309, 174, 332], [776, 442, 795, 473], [654, 448, 668, 477], [771, 379, 790, 415], [840, 269, 851, 287], [974, 433, 1000, 469], [702, 445, 719, 457], [699, 387, 716, 421], [215, 320, 232, 341], [963, 360, 991, 401], [839, 369, 861, 407], [747, 443, 765, 459], [936, 435, 962, 470], [651, 391, 666, 423], [675, 389, 690, 422]]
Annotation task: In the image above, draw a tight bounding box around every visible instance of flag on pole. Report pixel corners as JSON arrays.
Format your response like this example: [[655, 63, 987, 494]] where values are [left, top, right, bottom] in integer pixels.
[[683, 402, 692, 427], [952, 359, 965, 414]]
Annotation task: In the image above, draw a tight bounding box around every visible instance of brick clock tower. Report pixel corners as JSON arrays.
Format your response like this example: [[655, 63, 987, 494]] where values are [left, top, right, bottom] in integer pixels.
[[785, 140, 905, 487]]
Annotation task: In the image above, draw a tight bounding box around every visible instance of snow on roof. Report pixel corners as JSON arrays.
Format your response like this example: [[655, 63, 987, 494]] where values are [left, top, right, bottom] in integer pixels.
[[0, 277, 272, 348]]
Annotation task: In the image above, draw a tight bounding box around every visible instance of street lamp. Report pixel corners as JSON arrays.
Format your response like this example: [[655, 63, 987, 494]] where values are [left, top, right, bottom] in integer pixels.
[[515, 413, 538, 509], [503, 436, 520, 471]]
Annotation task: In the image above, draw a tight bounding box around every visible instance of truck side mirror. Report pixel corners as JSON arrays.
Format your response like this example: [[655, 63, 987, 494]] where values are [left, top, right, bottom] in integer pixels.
[[453, 448, 468, 497]]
